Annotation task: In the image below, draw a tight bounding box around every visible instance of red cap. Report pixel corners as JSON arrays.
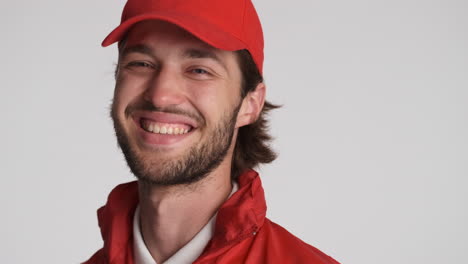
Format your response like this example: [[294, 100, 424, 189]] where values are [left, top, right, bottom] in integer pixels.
[[102, 0, 264, 74]]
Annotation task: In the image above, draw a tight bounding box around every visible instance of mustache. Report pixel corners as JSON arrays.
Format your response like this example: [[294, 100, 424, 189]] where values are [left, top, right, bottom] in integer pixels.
[[125, 101, 205, 126]]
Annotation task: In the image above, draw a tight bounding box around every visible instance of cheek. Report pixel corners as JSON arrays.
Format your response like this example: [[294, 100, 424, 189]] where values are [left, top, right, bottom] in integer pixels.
[[113, 75, 147, 111], [186, 82, 237, 124], [113, 87, 130, 116]]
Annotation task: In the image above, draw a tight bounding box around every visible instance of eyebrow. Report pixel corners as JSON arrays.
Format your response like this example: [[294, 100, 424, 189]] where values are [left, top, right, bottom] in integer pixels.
[[121, 44, 154, 58], [183, 48, 218, 60], [120, 44, 227, 70], [183, 48, 227, 70]]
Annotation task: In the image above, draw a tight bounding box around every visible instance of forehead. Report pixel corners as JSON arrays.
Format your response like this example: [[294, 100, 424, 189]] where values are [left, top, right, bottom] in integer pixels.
[[122, 20, 228, 57], [121, 20, 242, 75]]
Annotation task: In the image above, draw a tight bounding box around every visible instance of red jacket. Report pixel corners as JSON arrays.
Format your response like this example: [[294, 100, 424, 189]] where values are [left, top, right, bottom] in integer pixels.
[[84, 170, 340, 264]]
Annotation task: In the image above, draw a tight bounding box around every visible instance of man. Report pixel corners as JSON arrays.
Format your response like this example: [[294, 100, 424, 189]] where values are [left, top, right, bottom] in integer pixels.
[[85, 0, 340, 263]]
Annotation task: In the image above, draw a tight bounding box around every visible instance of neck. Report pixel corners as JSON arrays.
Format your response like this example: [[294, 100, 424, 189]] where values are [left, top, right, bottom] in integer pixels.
[[137, 161, 233, 263]]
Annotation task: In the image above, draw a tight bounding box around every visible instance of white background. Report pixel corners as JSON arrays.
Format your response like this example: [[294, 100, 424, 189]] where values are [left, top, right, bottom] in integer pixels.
[[1, 0, 467, 263]]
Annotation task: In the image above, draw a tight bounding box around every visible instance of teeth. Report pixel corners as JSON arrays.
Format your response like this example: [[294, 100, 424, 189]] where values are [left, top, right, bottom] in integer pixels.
[[153, 125, 160, 133], [142, 121, 191, 135]]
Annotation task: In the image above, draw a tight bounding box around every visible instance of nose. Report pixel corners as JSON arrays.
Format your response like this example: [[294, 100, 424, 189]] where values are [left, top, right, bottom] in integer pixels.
[[143, 66, 185, 107]]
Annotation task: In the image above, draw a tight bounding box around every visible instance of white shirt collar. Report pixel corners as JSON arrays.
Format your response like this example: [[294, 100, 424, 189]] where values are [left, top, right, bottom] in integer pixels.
[[133, 183, 239, 264]]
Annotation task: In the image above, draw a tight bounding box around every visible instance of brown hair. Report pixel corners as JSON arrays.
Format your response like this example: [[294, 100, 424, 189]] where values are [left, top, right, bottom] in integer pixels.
[[232, 50, 280, 179]]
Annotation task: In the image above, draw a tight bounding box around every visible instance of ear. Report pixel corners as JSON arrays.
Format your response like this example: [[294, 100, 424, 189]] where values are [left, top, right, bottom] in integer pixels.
[[236, 82, 266, 128]]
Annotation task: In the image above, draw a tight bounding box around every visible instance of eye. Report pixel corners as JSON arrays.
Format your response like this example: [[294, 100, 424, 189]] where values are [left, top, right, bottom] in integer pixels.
[[186, 67, 214, 80], [126, 61, 154, 68], [121, 60, 156, 74], [190, 68, 209, 74]]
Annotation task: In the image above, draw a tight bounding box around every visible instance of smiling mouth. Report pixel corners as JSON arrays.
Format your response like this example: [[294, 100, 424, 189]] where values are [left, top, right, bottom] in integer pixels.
[[140, 119, 193, 135]]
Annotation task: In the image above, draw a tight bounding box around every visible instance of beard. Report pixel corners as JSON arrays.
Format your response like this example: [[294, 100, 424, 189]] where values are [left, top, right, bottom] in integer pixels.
[[111, 100, 241, 186]]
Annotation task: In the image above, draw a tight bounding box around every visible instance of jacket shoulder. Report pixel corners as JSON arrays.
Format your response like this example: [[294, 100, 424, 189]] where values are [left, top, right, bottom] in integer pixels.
[[253, 219, 340, 264], [83, 181, 138, 264], [82, 248, 105, 264]]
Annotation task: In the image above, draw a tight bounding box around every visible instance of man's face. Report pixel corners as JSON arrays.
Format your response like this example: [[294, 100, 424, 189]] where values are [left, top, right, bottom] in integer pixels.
[[111, 20, 245, 185]]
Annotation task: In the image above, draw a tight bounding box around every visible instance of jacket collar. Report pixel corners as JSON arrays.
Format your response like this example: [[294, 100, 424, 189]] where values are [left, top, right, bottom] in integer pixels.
[[206, 169, 266, 251], [96, 169, 267, 263], [97, 181, 138, 263]]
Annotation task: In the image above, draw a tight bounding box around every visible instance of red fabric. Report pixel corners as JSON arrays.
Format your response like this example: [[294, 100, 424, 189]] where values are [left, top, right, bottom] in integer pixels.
[[83, 170, 340, 264], [102, 0, 265, 74]]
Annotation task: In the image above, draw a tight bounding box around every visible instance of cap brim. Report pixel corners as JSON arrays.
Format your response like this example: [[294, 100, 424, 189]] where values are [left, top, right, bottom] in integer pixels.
[[102, 11, 247, 52]]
